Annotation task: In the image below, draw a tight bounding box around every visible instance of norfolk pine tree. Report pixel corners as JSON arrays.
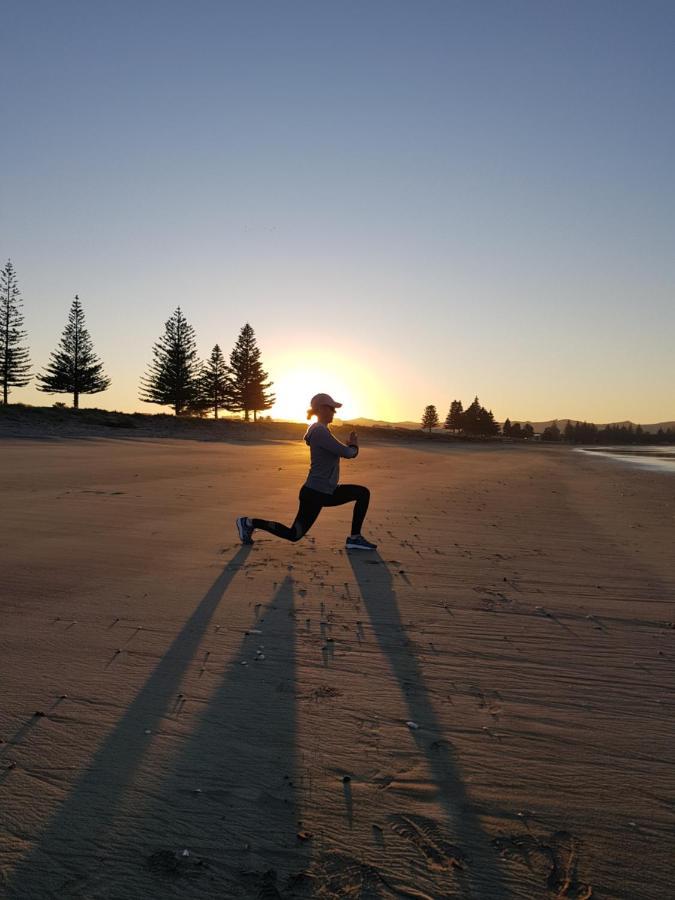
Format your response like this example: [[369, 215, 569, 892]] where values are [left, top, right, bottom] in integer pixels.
[[139, 307, 201, 415], [200, 344, 231, 418], [421, 404, 439, 433], [37, 295, 110, 408], [0, 260, 32, 404], [228, 323, 275, 421]]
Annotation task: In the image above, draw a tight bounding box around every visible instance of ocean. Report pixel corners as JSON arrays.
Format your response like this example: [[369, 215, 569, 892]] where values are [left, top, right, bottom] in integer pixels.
[[579, 446, 675, 474]]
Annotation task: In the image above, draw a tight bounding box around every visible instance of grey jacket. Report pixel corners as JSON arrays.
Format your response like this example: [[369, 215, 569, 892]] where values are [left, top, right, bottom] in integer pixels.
[[303, 422, 358, 494]]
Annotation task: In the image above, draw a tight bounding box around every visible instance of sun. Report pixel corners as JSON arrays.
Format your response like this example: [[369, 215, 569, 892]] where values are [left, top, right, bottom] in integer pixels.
[[267, 343, 393, 424], [271, 367, 355, 423]]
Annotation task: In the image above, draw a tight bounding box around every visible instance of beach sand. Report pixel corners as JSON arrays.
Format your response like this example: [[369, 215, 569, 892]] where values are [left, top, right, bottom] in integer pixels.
[[1, 437, 673, 899]]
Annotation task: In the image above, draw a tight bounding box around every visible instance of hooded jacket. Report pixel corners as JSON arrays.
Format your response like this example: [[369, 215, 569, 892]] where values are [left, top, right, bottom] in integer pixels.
[[303, 422, 358, 494]]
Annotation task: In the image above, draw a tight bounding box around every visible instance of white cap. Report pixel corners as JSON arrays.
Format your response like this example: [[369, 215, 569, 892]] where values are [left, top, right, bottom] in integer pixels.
[[310, 393, 342, 412]]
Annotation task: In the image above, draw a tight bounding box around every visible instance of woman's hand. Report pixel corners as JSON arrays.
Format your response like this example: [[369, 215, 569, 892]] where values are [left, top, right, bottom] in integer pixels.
[[348, 430, 358, 445]]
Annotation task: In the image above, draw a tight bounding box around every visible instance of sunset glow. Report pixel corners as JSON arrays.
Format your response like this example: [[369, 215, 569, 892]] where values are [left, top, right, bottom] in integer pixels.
[[270, 371, 351, 423], [268, 348, 366, 422]]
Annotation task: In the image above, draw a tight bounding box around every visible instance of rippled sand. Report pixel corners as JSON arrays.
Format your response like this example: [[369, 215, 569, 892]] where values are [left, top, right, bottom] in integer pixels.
[[1, 437, 673, 899]]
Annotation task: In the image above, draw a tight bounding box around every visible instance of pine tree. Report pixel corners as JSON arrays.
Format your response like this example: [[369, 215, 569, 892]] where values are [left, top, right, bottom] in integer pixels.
[[462, 396, 482, 435], [200, 344, 231, 418], [445, 399, 463, 431], [502, 418, 512, 437], [542, 421, 561, 442], [421, 404, 439, 433], [37, 295, 110, 408], [0, 260, 32, 404], [227, 323, 275, 421], [478, 407, 499, 436], [139, 307, 201, 415]]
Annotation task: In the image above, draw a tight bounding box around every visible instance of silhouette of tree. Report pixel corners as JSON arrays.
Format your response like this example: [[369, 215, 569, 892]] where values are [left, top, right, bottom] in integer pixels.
[[522, 423, 534, 440], [0, 260, 31, 404], [37, 295, 110, 408], [227, 323, 275, 421], [139, 307, 201, 415], [421, 404, 439, 432], [198, 344, 231, 419], [502, 417, 512, 437], [552, 419, 670, 445], [479, 407, 499, 436], [444, 399, 463, 432], [461, 396, 483, 435], [541, 421, 562, 442]]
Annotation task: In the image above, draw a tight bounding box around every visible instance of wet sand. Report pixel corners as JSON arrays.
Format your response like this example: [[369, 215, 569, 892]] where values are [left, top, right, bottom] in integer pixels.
[[1, 437, 674, 899]]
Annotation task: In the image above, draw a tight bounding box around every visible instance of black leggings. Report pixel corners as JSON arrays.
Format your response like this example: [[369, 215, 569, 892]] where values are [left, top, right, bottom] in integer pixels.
[[251, 484, 370, 543]]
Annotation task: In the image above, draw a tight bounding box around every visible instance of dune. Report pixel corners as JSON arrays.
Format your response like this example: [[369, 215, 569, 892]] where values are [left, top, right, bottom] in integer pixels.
[[0, 436, 673, 898]]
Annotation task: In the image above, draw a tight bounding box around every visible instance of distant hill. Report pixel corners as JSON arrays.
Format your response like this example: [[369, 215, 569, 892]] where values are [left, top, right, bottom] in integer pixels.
[[342, 416, 675, 435], [525, 419, 675, 435], [340, 416, 421, 430]]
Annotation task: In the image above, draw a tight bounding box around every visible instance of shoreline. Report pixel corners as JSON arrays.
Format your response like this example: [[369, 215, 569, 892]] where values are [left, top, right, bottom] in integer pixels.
[[577, 445, 675, 475]]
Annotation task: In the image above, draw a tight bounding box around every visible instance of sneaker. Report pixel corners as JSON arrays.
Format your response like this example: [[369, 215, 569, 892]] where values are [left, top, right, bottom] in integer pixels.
[[345, 534, 377, 551], [236, 516, 254, 545]]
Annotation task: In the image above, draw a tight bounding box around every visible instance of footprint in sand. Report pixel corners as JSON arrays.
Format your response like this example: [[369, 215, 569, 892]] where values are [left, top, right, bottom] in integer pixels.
[[388, 813, 468, 872], [295, 850, 397, 899], [492, 830, 592, 898]]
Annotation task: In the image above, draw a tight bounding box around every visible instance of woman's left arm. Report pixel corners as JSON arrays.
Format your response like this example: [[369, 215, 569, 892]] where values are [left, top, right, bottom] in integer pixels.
[[312, 426, 359, 458]]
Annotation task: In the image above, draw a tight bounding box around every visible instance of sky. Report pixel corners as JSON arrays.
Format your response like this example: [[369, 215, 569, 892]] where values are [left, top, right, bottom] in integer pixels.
[[2, 0, 674, 424]]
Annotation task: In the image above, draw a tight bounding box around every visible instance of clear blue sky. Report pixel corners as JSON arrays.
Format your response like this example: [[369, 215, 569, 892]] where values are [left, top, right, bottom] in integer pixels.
[[3, 0, 674, 423]]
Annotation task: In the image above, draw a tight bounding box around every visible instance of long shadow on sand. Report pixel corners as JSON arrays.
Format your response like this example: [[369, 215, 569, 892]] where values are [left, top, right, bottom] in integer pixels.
[[349, 551, 508, 900], [5, 546, 253, 898], [113, 575, 308, 897]]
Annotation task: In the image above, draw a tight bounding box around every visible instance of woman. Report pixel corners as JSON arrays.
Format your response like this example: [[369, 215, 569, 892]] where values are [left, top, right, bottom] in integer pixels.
[[236, 393, 376, 550]]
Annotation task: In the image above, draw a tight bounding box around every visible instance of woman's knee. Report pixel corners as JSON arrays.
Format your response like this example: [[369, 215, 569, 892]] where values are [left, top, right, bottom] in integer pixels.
[[290, 522, 306, 542], [359, 486, 370, 502]]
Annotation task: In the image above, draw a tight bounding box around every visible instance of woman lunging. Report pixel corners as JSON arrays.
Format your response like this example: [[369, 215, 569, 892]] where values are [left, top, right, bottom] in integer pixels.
[[236, 393, 377, 550]]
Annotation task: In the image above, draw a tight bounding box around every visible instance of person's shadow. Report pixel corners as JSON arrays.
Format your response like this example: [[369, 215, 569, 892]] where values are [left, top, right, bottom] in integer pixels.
[[117, 574, 309, 897], [349, 551, 508, 899], [5, 546, 268, 898]]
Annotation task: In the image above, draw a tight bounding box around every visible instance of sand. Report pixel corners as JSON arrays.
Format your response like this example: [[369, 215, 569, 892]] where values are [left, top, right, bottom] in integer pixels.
[[0, 435, 674, 899]]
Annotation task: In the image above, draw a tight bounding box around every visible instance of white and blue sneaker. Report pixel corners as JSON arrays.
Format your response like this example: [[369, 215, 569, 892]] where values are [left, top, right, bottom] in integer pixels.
[[236, 516, 254, 545], [345, 534, 377, 551]]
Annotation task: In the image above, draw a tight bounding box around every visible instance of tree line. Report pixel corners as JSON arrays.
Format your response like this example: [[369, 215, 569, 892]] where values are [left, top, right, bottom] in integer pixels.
[[0, 260, 274, 419], [140, 308, 274, 419], [421, 398, 534, 438], [541, 420, 675, 445], [420, 399, 674, 445]]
